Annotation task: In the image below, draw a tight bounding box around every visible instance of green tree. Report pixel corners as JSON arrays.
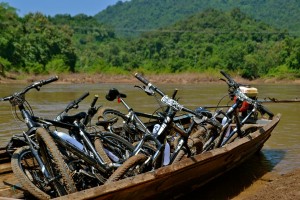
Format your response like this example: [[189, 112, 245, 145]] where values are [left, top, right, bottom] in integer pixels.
[[16, 13, 76, 73], [0, 3, 21, 70]]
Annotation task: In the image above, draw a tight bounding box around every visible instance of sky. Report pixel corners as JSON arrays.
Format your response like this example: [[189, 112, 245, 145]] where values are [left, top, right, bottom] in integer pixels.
[[1, 0, 126, 16]]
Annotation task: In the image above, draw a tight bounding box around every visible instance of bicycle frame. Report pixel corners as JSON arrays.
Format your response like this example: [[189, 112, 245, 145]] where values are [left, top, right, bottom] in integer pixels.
[[105, 86, 208, 169], [32, 93, 126, 180], [0, 76, 78, 197], [203, 70, 274, 151]]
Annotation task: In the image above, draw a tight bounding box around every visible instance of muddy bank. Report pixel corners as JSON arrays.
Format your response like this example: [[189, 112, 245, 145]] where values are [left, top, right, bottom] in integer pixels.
[[1, 73, 300, 84], [235, 168, 300, 200]]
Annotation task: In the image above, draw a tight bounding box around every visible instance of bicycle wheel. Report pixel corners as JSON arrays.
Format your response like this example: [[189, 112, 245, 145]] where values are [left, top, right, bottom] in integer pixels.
[[99, 107, 145, 143], [98, 132, 135, 164], [132, 141, 157, 156], [11, 146, 51, 199], [105, 154, 148, 183], [94, 136, 113, 164], [36, 128, 77, 197], [172, 136, 203, 163], [98, 107, 129, 127]]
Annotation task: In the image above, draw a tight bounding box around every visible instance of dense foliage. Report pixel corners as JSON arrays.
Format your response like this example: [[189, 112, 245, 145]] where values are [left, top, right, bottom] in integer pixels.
[[0, 2, 300, 79], [0, 3, 76, 74], [92, 8, 299, 79], [95, 0, 300, 38]]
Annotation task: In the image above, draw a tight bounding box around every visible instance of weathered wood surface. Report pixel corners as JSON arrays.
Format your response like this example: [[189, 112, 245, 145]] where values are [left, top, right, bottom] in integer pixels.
[[0, 147, 25, 199], [0, 114, 281, 200]]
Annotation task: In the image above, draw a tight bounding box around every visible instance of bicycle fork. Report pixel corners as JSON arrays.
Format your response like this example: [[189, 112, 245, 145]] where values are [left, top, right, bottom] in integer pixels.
[[23, 131, 58, 185]]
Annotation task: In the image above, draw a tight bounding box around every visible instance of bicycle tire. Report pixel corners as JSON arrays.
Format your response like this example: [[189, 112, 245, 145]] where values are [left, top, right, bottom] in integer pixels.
[[11, 146, 51, 199], [132, 141, 157, 156], [94, 136, 113, 164], [98, 107, 129, 125], [100, 107, 149, 143], [173, 149, 186, 163], [36, 128, 77, 197], [105, 154, 148, 183], [99, 132, 135, 164], [172, 136, 203, 163], [132, 141, 161, 169]]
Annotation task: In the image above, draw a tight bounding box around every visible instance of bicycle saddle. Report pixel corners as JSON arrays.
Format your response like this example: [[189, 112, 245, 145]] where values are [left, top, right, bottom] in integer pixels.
[[96, 117, 118, 130], [106, 88, 127, 101], [60, 112, 87, 124], [194, 107, 213, 118]]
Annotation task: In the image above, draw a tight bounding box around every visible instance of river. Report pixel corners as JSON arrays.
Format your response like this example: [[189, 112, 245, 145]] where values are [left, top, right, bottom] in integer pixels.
[[0, 81, 299, 199]]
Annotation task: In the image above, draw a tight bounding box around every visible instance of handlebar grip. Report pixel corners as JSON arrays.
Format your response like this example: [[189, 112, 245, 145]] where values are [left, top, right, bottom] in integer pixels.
[[220, 70, 232, 82], [172, 89, 178, 99], [135, 73, 150, 85], [42, 76, 59, 85], [65, 92, 89, 111], [90, 95, 98, 108], [258, 104, 274, 119], [77, 92, 90, 103]]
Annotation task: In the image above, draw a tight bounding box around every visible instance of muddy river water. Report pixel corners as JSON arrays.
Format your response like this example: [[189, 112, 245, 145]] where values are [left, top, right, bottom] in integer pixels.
[[0, 82, 299, 198]]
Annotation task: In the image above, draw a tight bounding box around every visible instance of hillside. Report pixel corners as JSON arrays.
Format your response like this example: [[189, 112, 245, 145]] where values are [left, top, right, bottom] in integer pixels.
[[1, 3, 300, 80], [98, 8, 290, 79], [95, 0, 300, 37]]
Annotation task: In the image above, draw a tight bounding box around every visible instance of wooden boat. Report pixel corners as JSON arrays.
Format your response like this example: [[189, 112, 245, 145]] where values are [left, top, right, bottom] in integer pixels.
[[0, 114, 281, 200]]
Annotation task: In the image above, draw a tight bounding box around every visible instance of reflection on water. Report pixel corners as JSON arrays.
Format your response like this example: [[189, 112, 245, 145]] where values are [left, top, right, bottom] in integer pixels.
[[0, 82, 299, 185]]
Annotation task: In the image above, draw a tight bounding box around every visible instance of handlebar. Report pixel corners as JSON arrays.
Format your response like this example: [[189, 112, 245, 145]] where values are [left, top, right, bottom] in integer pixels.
[[134, 73, 150, 85], [257, 104, 274, 119], [135, 72, 222, 129], [65, 92, 89, 112], [39, 76, 59, 86], [0, 76, 59, 103], [220, 70, 274, 119], [90, 95, 98, 108], [134, 73, 165, 97], [83, 95, 100, 126], [55, 92, 90, 122], [220, 70, 239, 89]]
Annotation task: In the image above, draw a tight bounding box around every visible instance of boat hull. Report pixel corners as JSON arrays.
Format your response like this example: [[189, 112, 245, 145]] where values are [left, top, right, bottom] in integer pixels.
[[53, 114, 281, 200]]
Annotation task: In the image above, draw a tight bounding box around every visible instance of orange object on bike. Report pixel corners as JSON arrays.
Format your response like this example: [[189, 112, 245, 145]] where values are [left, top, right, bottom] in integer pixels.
[[234, 96, 249, 112]]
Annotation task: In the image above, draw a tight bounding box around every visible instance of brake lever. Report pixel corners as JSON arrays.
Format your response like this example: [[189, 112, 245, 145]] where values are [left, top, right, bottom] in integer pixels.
[[134, 85, 154, 96]]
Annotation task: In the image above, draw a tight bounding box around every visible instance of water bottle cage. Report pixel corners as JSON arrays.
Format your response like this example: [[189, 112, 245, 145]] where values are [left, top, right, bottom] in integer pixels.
[[161, 95, 183, 111]]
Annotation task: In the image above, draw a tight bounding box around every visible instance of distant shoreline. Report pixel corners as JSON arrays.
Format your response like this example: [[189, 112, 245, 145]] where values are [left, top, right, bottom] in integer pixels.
[[1, 73, 300, 85]]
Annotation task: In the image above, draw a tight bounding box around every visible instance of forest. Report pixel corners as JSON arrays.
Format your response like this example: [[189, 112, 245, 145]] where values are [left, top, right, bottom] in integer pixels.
[[0, 2, 300, 80], [96, 0, 300, 38]]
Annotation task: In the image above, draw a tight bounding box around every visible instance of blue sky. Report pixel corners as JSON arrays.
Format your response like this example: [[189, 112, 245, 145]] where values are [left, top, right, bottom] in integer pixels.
[[1, 0, 126, 16]]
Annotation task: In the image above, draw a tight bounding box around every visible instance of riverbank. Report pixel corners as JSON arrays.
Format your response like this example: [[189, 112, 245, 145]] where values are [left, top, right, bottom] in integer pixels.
[[1, 72, 300, 84], [235, 168, 300, 200]]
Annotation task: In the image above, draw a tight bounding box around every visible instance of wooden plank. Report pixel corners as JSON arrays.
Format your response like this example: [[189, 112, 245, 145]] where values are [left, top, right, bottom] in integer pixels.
[[0, 172, 24, 199], [0, 162, 12, 174]]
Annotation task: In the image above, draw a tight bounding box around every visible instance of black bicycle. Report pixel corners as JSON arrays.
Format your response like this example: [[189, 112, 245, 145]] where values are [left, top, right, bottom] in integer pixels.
[[202, 70, 274, 151], [0, 76, 77, 199], [32, 92, 149, 190]]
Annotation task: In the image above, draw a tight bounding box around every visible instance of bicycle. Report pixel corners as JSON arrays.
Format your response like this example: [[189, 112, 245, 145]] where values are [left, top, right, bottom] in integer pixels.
[[104, 73, 222, 182], [0, 76, 77, 199], [32, 91, 149, 190], [202, 70, 274, 151]]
